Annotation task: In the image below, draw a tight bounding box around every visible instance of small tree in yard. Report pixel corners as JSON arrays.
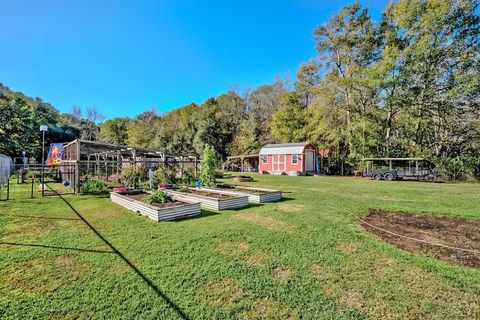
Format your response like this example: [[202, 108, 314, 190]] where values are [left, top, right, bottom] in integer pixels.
[[200, 144, 217, 187]]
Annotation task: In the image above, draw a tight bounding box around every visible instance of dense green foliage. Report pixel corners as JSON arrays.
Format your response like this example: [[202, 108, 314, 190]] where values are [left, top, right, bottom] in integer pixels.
[[0, 84, 79, 160], [199, 144, 217, 187], [145, 190, 172, 204], [1, 0, 479, 176], [79, 175, 107, 194], [1, 176, 480, 318], [119, 167, 146, 188], [153, 165, 177, 185]]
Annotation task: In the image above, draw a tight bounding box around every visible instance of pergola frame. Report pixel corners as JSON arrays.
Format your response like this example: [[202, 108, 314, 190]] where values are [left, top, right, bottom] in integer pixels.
[[62, 139, 198, 192]]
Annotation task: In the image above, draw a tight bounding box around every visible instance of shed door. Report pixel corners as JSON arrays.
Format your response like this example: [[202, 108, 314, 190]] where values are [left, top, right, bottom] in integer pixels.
[[278, 155, 285, 171], [305, 150, 315, 172], [272, 155, 286, 171]]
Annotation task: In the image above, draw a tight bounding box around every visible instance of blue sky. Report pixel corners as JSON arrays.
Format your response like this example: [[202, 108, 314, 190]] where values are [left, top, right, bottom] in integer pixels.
[[1, 0, 388, 119]]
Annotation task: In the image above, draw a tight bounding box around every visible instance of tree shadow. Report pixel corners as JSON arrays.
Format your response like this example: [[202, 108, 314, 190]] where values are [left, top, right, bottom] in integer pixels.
[[271, 196, 295, 203], [46, 184, 191, 320]]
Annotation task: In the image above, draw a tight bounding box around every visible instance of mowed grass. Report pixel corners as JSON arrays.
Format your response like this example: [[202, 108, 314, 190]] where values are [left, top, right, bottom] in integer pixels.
[[0, 175, 480, 319]]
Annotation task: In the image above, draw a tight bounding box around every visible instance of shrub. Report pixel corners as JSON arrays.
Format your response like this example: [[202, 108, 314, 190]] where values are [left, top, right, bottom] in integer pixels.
[[120, 166, 146, 188], [199, 144, 217, 187], [139, 180, 153, 190], [214, 170, 224, 179], [80, 176, 107, 194], [179, 168, 196, 186], [177, 186, 189, 193], [154, 165, 177, 185], [145, 190, 172, 204], [433, 156, 480, 181]]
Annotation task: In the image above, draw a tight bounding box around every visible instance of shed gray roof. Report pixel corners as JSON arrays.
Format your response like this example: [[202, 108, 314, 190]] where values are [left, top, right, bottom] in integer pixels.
[[259, 142, 312, 155]]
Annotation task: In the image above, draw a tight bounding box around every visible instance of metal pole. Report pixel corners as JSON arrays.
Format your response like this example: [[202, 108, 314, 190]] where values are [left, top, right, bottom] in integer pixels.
[[31, 173, 34, 198], [42, 130, 45, 197]]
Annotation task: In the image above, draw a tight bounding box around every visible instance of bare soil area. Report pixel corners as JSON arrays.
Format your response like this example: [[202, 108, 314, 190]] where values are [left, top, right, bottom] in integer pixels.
[[183, 189, 235, 200], [360, 209, 480, 268]]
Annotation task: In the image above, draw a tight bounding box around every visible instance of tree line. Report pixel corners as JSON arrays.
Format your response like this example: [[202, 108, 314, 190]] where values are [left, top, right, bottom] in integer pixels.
[[1, 0, 479, 177]]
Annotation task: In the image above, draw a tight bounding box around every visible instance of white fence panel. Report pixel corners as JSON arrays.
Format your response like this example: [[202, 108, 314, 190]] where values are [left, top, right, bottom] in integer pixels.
[[0, 154, 12, 189]]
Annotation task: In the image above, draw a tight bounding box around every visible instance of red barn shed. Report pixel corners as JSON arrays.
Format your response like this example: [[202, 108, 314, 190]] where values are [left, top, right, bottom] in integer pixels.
[[258, 142, 319, 175]]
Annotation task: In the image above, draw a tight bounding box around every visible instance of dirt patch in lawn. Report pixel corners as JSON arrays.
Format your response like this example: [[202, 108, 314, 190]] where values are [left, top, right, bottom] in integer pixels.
[[216, 241, 250, 256], [359, 209, 480, 268], [0, 256, 88, 296], [272, 266, 293, 280], [242, 250, 269, 267], [240, 298, 299, 320], [233, 214, 296, 232], [1, 219, 59, 242], [336, 242, 360, 253], [197, 278, 248, 307], [278, 204, 305, 213]]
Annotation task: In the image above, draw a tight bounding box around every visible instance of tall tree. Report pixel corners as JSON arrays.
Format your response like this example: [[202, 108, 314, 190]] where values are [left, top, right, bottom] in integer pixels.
[[127, 110, 160, 148], [98, 117, 130, 145], [312, 2, 382, 164], [270, 92, 309, 143]]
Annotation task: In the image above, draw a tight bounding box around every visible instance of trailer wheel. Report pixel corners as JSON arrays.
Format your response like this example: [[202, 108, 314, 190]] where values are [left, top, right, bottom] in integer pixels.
[[372, 173, 382, 180], [384, 172, 395, 181]]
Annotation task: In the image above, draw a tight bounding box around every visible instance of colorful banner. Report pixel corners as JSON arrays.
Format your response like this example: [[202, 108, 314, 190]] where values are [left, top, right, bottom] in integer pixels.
[[47, 143, 64, 166]]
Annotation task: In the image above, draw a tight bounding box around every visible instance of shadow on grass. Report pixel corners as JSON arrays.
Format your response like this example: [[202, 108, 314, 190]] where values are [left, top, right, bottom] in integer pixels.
[[272, 196, 295, 203], [46, 184, 191, 320], [173, 209, 220, 222], [0, 241, 115, 254]]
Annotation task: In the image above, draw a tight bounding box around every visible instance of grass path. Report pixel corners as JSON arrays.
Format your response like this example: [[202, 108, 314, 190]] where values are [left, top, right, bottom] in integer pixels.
[[0, 175, 479, 319]]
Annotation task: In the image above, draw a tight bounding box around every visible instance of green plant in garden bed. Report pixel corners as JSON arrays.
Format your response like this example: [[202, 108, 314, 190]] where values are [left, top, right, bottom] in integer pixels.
[[145, 190, 172, 204], [199, 144, 217, 187]]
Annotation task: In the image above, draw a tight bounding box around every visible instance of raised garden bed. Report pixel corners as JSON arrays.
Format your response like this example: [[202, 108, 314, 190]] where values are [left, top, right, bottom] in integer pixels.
[[165, 187, 249, 210], [205, 185, 282, 203], [110, 190, 201, 221], [234, 176, 254, 182]]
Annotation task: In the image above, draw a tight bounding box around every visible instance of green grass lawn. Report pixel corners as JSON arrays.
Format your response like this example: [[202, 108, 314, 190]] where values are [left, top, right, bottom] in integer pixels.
[[1, 175, 479, 319]]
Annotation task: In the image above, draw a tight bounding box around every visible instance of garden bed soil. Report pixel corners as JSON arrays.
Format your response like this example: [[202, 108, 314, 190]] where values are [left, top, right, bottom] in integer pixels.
[[122, 192, 183, 209], [181, 189, 236, 200], [360, 209, 480, 268], [215, 185, 268, 195]]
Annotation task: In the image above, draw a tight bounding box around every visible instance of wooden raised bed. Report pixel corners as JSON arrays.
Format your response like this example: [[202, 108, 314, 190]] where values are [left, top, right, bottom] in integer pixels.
[[202, 186, 282, 203], [110, 190, 201, 221], [165, 188, 249, 210]]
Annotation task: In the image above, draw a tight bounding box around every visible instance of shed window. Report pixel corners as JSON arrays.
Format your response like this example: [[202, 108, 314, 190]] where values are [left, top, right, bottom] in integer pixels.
[[292, 154, 298, 164], [261, 155, 268, 164]]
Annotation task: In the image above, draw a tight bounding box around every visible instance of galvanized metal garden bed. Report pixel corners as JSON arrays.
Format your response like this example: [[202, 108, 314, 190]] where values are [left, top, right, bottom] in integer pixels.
[[165, 188, 249, 210], [110, 190, 201, 221], [201, 186, 282, 203]]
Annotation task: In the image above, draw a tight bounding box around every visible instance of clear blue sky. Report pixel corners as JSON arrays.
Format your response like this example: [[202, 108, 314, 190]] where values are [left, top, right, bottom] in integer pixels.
[[1, 0, 388, 119]]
